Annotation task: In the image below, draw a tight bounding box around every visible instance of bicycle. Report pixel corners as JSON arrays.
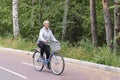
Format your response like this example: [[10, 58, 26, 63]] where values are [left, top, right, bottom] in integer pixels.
[[32, 42, 65, 75]]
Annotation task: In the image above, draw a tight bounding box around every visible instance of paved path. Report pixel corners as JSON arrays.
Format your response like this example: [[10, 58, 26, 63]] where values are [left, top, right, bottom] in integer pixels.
[[0, 49, 120, 80]]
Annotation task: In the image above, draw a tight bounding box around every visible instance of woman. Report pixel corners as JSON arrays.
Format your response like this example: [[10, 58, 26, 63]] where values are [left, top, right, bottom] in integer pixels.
[[37, 20, 58, 69]]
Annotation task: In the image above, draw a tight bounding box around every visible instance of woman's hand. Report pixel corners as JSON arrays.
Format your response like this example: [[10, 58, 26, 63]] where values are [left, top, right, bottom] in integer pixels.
[[55, 41, 59, 43], [43, 40, 49, 43]]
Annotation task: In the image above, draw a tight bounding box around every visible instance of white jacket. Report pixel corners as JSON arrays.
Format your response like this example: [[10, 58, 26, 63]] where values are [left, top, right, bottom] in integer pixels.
[[37, 27, 57, 44]]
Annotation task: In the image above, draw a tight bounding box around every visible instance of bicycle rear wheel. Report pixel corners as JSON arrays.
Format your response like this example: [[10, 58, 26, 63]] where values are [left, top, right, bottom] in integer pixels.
[[33, 51, 44, 71], [50, 53, 65, 75]]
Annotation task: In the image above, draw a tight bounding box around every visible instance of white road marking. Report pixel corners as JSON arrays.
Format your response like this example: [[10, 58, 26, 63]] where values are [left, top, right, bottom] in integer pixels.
[[22, 62, 49, 70], [22, 62, 34, 67], [0, 66, 28, 79]]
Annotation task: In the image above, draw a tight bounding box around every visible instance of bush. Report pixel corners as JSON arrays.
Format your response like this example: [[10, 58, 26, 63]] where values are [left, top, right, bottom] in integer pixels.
[[0, 37, 120, 67], [91, 47, 120, 67], [0, 36, 37, 51], [60, 39, 120, 67]]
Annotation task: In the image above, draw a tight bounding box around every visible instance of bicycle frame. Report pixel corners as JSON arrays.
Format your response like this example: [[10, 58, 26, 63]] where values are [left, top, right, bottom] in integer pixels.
[[32, 48, 57, 64], [32, 46, 65, 75]]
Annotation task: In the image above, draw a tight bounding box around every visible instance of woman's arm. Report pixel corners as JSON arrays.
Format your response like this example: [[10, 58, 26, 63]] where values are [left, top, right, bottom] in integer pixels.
[[50, 30, 57, 42], [38, 29, 46, 42]]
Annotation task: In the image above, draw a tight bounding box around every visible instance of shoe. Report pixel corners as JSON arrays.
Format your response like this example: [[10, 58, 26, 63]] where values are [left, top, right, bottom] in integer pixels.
[[37, 58, 41, 63], [44, 59, 49, 64], [37, 56, 44, 63], [41, 56, 45, 60], [47, 62, 51, 69]]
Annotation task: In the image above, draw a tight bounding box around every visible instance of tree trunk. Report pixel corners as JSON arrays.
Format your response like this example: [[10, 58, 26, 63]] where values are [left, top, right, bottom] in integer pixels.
[[90, 0, 98, 48], [102, 0, 113, 51], [39, 0, 43, 28], [114, 0, 120, 52], [62, 0, 70, 41], [31, 0, 34, 28], [12, 0, 20, 38]]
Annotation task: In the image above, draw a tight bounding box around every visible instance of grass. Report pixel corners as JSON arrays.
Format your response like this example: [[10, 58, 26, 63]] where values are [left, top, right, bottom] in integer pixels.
[[0, 37, 120, 67], [0, 36, 37, 51], [60, 40, 120, 67]]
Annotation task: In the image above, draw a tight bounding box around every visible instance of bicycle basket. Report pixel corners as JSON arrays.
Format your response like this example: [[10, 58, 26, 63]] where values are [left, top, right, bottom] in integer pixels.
[[50, 42, 61, 51]]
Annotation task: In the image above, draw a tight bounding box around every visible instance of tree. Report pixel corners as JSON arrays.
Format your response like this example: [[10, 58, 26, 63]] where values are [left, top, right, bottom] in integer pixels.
[[12, 0, 20, 38], [114, 0, 120, 52], [90, 0, 98, 48], [31, 0, 34, 28], [1, 0, 114, 45], [38, 0, 43, 28], [62, 0, 70, 41], [102, 0, 113, 51]]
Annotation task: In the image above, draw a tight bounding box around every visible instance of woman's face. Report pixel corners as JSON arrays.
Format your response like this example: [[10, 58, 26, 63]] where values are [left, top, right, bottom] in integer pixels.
[[44, 22, 49, 29]]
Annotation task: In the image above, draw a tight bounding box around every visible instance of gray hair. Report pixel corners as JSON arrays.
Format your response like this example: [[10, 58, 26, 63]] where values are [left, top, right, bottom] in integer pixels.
[[43, 20, 49, 25]]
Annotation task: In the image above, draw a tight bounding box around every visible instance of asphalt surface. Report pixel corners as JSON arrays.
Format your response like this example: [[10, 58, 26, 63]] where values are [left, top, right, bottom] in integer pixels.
[[0, 49, 120, 80]]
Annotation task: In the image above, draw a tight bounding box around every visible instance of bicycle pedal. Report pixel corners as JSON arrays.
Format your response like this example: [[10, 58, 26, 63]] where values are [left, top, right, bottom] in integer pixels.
[[37, 58, 44, 63], [45, 59, 50, 64], [44, 60, 48, 64]]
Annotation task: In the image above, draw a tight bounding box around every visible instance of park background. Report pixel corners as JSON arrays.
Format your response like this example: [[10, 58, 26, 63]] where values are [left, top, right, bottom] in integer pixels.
[[0, 0, 120, 67]]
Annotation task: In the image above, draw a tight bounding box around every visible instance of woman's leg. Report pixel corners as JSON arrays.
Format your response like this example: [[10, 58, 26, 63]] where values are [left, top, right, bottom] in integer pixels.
[[40, 46, 44, 57], [45, 45, 50, 59], [37, 42, 45, 57], [44, 45, 51, 69]]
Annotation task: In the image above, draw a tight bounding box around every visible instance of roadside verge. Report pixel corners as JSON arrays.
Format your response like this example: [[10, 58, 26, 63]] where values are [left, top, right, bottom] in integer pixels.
[[0, 47, 120, 74]]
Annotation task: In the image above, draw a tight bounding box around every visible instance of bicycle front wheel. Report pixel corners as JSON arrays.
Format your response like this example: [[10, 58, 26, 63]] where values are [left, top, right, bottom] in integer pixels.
[[33, 51, 44, 71], [50, 53, 65, 75]]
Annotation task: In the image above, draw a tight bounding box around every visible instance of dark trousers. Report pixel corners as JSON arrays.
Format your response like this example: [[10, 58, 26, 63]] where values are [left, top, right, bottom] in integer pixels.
[[38, 42, 50, 59]]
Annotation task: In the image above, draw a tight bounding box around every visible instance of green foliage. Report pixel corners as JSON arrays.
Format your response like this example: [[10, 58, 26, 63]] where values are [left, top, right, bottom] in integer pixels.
[[0, 0, 114, 44], [109, 5, 120, 10], [60, 39, 120, 67], [0, 0, 12, 37], [1, 0, 120, 68], [0, 37, 120, 67], [66, 0, 90, 42], [18, 0, 64, 41], [0, 36, 36, 51], [92, 47, 120, 67], [78, 38, 93, 52]]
